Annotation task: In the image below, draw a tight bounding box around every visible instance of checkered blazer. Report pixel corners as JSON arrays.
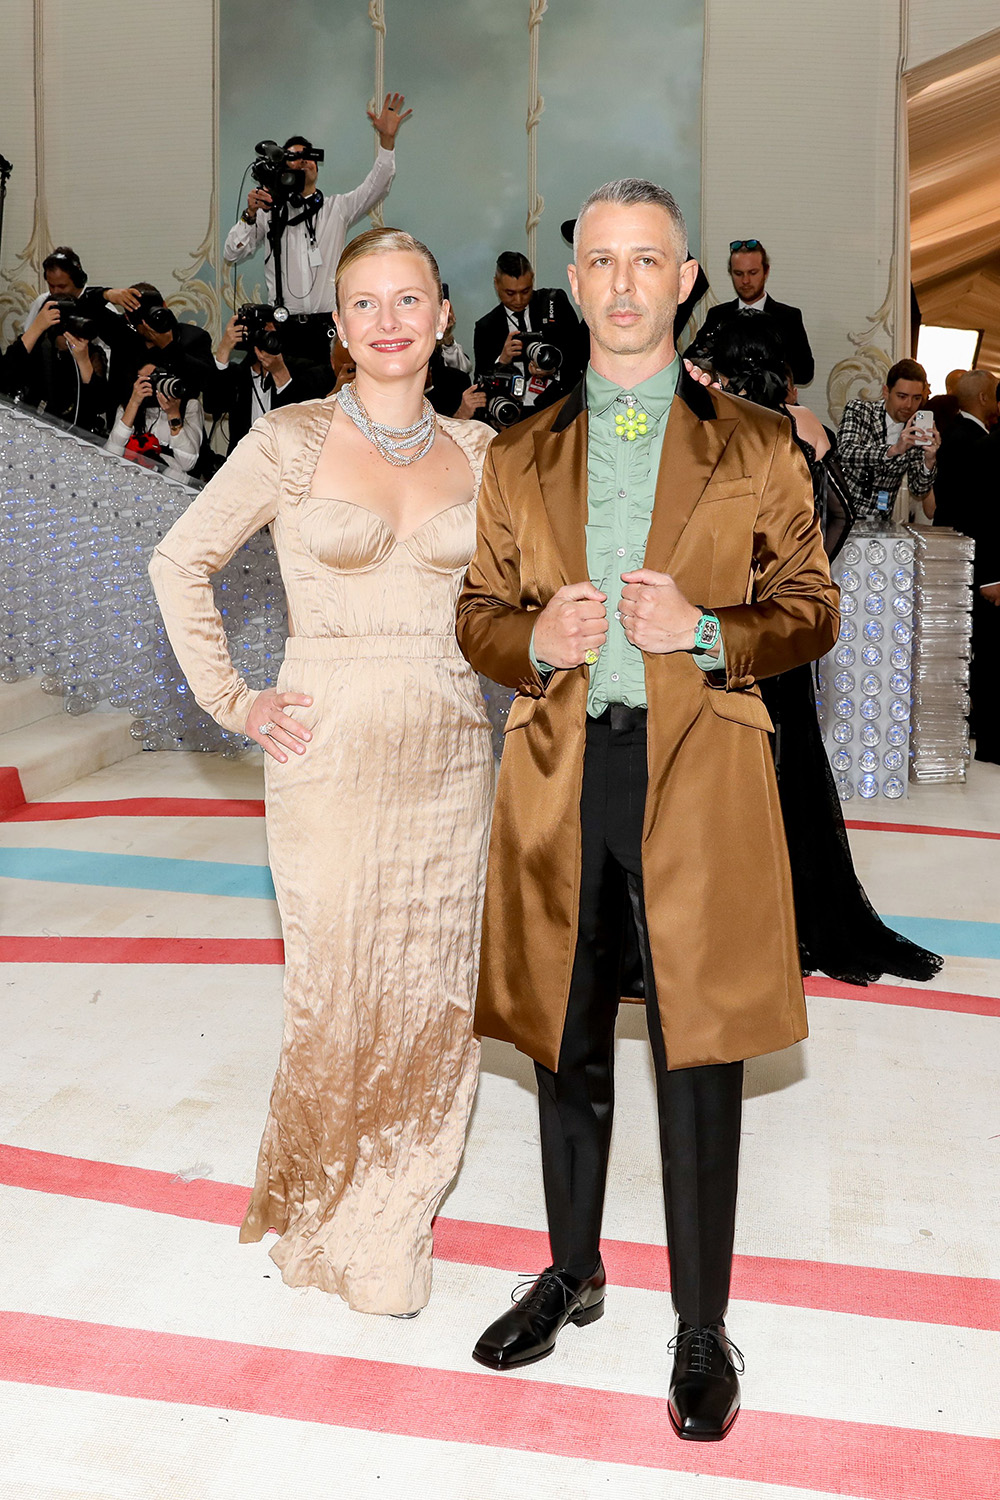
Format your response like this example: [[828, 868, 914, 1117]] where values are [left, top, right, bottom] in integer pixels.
[[837, 398, 934, 516]]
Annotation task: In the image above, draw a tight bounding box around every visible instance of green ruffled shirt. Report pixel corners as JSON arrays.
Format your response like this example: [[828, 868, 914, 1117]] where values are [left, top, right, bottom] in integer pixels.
[[531, 358, 723, 715]]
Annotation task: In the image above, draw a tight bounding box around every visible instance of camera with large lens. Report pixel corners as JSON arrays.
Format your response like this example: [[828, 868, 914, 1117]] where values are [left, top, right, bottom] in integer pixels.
[[251, 139, 325, 209], [50, 299, 98, 341], [520, 333, 562, 374], [476, 368, 527, 431], [125, 291, 176, 336], [237, 303, 282, 356], [149, 369, 187, 404]]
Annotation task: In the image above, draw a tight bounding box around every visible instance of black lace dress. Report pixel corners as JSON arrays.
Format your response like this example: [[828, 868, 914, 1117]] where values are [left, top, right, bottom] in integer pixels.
[[758, 419, 942, 985]]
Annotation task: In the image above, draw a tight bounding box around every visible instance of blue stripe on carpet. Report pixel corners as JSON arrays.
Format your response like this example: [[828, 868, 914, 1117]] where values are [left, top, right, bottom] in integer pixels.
[[881, 914, 1000, 962], [0, 849, 996, 955], [0, 848, 275, 900]]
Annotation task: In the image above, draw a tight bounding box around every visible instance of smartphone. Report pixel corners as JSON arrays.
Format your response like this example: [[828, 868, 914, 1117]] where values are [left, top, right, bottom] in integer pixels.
[[912, 409, 934, 445]]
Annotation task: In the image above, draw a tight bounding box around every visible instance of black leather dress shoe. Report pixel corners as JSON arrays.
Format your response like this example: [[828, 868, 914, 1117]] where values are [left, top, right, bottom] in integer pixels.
[[667, 1320, 743, 1441], [472, 1263, 606, 1369]]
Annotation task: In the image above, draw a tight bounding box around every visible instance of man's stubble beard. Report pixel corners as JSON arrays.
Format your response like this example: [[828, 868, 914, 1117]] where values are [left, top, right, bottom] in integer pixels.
[[590, 302, 677, 360]]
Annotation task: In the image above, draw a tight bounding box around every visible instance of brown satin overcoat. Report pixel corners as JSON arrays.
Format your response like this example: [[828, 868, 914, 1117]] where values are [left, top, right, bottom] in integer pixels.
[[456, 372, 841, 1072]]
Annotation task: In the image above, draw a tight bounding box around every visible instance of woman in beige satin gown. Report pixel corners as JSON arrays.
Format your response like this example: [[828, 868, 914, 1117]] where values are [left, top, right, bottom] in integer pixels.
[[149, 229, 494, 1315]]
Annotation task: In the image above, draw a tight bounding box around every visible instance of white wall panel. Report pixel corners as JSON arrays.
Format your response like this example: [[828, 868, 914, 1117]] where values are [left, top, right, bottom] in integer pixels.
[[701, 0, 903, 420], [907, 4, 1000, 71], [40, 0, 214, 297]]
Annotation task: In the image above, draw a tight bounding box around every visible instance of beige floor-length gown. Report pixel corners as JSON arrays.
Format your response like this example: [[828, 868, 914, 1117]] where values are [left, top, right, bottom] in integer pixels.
[[149, 398, 495, 1314]]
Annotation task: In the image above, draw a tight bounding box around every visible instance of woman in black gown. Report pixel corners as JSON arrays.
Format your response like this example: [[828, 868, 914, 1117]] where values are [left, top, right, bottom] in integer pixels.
[[706, 320, 940, 986]]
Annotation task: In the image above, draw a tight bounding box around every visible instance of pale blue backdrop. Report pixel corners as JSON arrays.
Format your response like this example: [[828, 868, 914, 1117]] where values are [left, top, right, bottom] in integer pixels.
[[219, 0, 703, 352]]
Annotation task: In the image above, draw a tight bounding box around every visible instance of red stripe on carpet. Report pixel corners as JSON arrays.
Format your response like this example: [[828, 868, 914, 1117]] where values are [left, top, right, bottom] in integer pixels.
[[8, 800, 994, 842], [2, 1145, 997, 1332], [2, 796, 265, 822], [0, 1311, 995, 1496], [804, 976, 1000, 1018], [6, 940, 1000, 1024], [0, 937, 284, 964], [0, 766, 26, 816], [845, 819, 1000, 841]]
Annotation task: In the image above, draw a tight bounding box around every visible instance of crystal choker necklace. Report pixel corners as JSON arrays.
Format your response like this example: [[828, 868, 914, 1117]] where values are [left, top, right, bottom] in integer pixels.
[[338, 381, 436, 467]]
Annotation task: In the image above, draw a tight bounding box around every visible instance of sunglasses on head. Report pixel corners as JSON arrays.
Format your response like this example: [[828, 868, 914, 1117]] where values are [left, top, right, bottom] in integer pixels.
[[730, 239, 761, 252]]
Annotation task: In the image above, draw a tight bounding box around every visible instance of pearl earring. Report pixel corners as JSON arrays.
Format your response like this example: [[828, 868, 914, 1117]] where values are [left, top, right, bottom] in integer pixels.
[[436, 331, 444, 341]]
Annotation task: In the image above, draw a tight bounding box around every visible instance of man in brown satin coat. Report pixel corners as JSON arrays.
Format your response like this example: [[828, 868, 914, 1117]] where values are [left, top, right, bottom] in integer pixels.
[[456, 179, 839, 1441]]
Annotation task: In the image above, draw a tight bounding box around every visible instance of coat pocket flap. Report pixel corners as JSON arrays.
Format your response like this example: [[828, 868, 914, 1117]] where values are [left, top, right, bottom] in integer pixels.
[[704, 685, 774, 732], [504, 694, 540, 733]]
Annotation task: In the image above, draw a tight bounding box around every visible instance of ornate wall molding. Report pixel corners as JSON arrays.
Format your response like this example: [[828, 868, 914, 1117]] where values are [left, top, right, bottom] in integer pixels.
[[368, 0, 387, 228], [825, 265, 896, 425], [525, 0, 548, 265]]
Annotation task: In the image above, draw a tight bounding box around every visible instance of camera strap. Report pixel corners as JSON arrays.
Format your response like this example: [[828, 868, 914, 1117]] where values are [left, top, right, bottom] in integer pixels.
[[285, 190, 324, 242]]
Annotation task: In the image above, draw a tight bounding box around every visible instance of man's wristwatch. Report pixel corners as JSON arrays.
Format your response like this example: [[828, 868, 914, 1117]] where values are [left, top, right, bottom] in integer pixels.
[[692, 609, 721, 653]]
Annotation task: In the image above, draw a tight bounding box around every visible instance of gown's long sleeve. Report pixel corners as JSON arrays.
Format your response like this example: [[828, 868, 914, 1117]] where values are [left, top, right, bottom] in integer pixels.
[[148, 417, 281, 732]]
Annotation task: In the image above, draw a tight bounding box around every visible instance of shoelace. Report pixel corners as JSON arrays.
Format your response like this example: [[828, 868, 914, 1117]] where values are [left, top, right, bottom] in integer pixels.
[[666, 1324, 746, 1376], [510, 1269, 578, 1315]]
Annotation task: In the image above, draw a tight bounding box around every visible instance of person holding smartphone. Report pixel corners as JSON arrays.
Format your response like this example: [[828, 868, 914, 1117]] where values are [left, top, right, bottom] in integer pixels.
[[838, 358, 939, 519]]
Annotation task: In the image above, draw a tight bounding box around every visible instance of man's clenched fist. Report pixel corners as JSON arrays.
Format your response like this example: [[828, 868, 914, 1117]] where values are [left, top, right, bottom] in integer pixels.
[[532, 581, 608, 669]]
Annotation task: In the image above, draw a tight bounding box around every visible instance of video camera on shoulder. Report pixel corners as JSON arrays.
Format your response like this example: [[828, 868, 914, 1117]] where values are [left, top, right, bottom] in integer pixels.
[[125, 291, 176, 336], [236, 303, 282, 356], [49, 298, 98, 341], [476, 368, 527, 431], [251, 139, 324, 209]]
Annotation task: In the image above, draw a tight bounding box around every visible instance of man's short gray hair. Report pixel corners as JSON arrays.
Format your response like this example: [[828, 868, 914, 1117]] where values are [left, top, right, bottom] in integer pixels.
[[573, 179, 689, 263], [955, 367, 995, 409]]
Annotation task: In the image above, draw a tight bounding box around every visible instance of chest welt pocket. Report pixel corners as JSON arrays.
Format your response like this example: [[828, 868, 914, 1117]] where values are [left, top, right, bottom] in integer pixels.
[[699, 476, 756, 504]]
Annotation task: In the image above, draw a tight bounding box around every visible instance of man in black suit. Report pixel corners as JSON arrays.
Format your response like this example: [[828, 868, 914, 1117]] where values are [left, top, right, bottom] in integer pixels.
[[473, 251, 583, 418], [206, 310, 331, 453], [933, 368, 997, 533], [690, 240, 814, 386], [94, 283, 216, 408], [931, 369, 1000, 764]]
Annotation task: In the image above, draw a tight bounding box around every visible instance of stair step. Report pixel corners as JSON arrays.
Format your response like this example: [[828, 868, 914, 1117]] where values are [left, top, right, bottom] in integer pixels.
[[0, 709, 139, 804], [0, 678, 65, 734]]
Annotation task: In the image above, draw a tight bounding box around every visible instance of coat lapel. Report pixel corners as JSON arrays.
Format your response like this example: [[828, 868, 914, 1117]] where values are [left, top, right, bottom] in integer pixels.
[[532, 381, 590, 585], [644, 371, 738, 570]]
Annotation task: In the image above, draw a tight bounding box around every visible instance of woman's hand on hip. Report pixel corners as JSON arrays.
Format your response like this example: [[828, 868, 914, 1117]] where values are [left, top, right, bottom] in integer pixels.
[[246, 689, 313, 762]]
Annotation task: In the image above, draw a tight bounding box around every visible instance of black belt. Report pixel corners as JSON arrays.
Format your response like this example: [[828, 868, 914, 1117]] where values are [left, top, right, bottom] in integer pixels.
[[591, 704, 648, 732]]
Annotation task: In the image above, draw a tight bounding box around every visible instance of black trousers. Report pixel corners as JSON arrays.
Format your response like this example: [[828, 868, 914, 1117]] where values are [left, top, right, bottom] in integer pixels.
[[535, 709, 744, 1327]]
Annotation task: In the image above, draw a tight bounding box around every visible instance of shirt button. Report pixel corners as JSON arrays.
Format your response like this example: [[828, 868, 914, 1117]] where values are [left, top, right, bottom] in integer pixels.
[[616, 547, 626, 557], [614, 610, 622, 621], [611, 673, 620, 682], [618, 489, 627, 499]]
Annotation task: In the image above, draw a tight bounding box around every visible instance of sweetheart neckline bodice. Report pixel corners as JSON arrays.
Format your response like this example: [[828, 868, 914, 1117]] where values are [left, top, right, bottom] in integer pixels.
[[305, 495, 473, 548]]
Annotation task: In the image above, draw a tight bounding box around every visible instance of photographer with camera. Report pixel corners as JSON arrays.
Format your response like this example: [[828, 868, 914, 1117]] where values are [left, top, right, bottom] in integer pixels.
[[94, 283, 215, 410], [1, 292, 111, 435], [223, 95, 410, 364], [208, 306, 331, 453], [20, 246, 144, 334], [472, 251, 582, 428], [105, 363, 204, 479]]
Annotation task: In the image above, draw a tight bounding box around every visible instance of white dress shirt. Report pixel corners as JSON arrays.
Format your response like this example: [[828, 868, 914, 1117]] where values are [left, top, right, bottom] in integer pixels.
[[213, 355, 293, 419], [223, 149, 396, 315], [106, 399, 204, 478], [738, 293, 769, 312]]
